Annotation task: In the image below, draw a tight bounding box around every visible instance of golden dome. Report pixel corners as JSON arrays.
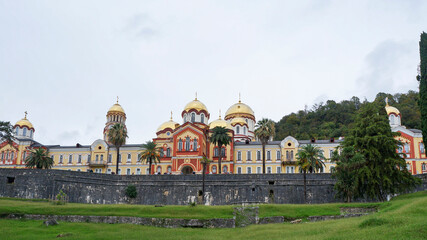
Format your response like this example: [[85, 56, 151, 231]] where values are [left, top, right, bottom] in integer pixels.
[[230, 117, 248, 126], [225, 101, 254, 118], [385, 105, 400, 115], [209, 117, 232, 130], [157, 120, 179, 132], [14, 112, 34, 130], [385, 98, 400, 115], [184, 98, 208, 113], [108, 103, 125, 114]]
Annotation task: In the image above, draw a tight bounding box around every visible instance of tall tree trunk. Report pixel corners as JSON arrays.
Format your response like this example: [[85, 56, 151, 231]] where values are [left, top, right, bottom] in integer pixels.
[[149, 158, 152, 175], [116, 146, 120, 174], [218, 144, 222, 174], [202, 163, 206, 203], [304, 170, 307, 204], [262, 143, 266, 174]]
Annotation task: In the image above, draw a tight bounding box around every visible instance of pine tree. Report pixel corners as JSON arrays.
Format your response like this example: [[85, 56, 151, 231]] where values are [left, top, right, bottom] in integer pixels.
[[419, 32, 427, 146], [342, 103, 419, 201]]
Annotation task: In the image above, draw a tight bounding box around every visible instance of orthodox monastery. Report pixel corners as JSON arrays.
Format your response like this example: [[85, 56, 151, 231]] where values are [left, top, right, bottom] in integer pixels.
[[0, 97, 426, 175]]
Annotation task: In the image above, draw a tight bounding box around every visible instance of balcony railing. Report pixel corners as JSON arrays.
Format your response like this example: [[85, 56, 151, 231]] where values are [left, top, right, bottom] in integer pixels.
[[88, 160, 107, 167]]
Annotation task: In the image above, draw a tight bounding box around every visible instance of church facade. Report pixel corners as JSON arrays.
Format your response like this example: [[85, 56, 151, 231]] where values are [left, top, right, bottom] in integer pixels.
[[1, 97, 426, 175]]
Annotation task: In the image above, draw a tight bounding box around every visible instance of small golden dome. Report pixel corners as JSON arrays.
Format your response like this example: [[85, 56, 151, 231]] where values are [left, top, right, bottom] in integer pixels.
[[209, 117, 232, 130], [108, 103, 125, 114], [184, 99, 208, 113], [14, 112, 34, 130], [157, 120, 179, 132], [225, 101, 254, 118], [385, 105, 400, 115], [230, 117, 248, 126]]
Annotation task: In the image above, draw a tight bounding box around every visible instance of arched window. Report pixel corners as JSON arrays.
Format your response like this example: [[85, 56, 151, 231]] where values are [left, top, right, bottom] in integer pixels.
[[290, 150, 294, 160], [185, 137, 190, 151], [214, 148, 219, 157], [11, 152, 14, 161], [1, 151, 4, 161], [397, 116, 401, 125], [193, 139, 198, 151], [236, 126, 240, 134], [166, 148, 171, 157], [243, 127, 246, 135], [390, 115, 395, 125], [421, 143, 425, 154], [201, 114, 205, 123], [212, 165, 217, 173], [422, 163, 426, 171], [23, 127, 27, 136], [167, 166, 172, 173], [160, 148, 164, 157], [404, 143, 410, 153], [178, 139, 183, 151], [191, 113, 195, 123], [223, 165, 228, 173], [183, 114, 187, 123], [157, 166, 162, 174], [15, 128, 18, 135], [29, 130, 33, 138], [221, 148, 226, 157], [286, 150, 289, 160]]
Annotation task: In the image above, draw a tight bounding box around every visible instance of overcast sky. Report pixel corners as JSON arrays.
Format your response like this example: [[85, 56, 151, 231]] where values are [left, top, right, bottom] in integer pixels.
[[1, 0, 426, 145]]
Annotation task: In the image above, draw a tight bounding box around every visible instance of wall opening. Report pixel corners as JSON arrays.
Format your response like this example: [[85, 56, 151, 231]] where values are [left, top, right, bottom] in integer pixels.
[[268, 181, 275, 185], [7, 177, 15, 184]]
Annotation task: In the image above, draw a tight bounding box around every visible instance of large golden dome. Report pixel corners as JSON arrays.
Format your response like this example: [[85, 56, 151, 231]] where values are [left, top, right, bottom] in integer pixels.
[[14, 113, 34, 130], [209, 117, 232, 130], [108, 103, 125, 114], [230, 117, 248, 126], [184, 98, 208, 113], [157, 120, 179, 132], [225, 100, 254, 118]]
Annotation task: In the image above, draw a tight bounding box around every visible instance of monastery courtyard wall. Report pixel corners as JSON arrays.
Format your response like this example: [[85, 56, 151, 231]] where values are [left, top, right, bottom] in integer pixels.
[[1, 169, 426, 205]]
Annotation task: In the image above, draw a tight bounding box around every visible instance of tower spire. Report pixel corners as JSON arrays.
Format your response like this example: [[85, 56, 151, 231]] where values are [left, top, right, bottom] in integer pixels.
[[239, 93, 241, 103], [219, 109, 221, 119], [195, 92, 198, 100], [170, 111, 173, 120], [385, 97, 389, 106], [116, 96, 119, 104], [24, 111, 28, 119]]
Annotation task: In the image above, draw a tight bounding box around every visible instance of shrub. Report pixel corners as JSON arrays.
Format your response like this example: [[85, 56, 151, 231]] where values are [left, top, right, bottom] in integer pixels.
[[53, 190, 67, 205], [125, 185, 137, 199]]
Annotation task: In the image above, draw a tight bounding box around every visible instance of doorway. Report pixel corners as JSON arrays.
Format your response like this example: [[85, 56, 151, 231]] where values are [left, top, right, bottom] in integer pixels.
[[181, 166, 194, 174]]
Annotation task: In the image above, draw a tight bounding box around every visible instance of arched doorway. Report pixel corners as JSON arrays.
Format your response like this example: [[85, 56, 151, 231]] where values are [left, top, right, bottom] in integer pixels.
[[181, 166, 194, 175]]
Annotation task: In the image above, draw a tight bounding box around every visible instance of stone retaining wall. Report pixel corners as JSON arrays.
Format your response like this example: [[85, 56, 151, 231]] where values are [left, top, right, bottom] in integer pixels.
[[0, 169, 425, 205]]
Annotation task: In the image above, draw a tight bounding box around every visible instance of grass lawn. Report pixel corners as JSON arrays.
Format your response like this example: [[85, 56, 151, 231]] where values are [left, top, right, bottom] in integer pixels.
[[0, 191, 426, 240]]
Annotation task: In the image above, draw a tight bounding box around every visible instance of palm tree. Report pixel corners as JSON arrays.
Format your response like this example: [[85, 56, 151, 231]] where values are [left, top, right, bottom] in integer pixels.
[[25, 148, 54, 169], [0, 121, 14, 144], [108, 123, 128, 174], [139, 141, 160, 175], [296, 144, 325, 203], [254, 118, 275, 173], [210, 126, 231, 174]]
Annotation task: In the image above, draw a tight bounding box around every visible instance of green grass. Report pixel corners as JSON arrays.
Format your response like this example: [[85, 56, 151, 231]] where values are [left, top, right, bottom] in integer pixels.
[[0, 197, 383, 220], [0, 192, 426, 239]]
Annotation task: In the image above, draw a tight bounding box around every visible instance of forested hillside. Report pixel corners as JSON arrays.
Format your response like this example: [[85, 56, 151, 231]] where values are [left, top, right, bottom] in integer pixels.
[[274, 90, 421, 140]]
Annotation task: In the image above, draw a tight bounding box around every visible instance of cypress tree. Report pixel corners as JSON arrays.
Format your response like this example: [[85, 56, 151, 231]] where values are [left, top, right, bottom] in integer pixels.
[[419, 32, 427, 146], [342, 103, 419, 201]]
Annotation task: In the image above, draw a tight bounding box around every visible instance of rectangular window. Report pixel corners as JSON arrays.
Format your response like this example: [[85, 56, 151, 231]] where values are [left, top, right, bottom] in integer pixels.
[[267, 167, 272, 173], [257, 167, 261, 173], [126, 168, 131, 175], [237, 151, 241, 161], [276, 150, 280, 160], [100, 155, 104, 162], [127, 154, 131, 162], [136, 168, 141, 175], [107, 168, 112, 174], [257, 151, 261, 160], [118, 154, 121, 163], [108, 154, 112, 163], [59, 155, 63, 164], [247, 167, 252, 174], [276, 166, 281, 173], [88, 154, 91, 162], [68, 155, 72, 164], [420, 143, 425, 154], [221, 148, 226, 157], [267, 150, 271, 160], [78, 155, 82, 163], [247, 151, 251, 160], [237, 167, 242, 174], [214, 148, 219, 157], [118, 169, 121, 175]]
